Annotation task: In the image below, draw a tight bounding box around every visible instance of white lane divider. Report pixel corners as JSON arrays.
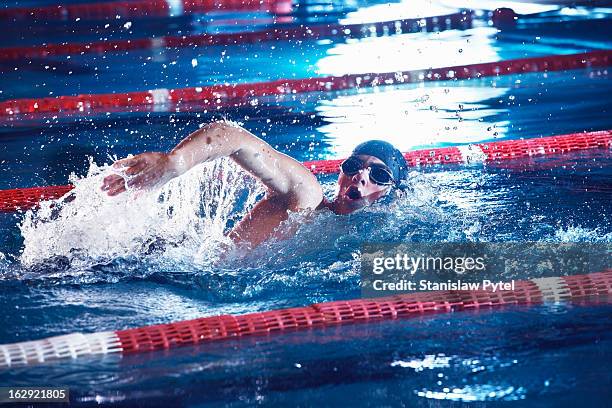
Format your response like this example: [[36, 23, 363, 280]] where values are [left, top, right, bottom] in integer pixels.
[[457, 144, 487, 164], [0, 332, 122, 368], [531, 277, 572, 303]]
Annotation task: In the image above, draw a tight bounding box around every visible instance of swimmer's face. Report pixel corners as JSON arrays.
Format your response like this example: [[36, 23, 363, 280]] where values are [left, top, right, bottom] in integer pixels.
[[332, 154, 393, 215]]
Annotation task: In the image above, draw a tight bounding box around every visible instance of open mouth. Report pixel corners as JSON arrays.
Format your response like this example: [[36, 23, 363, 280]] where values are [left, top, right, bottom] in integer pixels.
[[345, 186, 362, 201]]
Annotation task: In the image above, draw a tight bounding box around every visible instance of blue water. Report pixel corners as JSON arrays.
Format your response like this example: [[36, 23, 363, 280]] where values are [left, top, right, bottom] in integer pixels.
[[1, 1, 612, 406]]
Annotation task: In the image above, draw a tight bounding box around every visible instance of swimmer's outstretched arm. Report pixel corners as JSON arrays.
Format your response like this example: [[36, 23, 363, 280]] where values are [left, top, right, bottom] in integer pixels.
[[101, 121, 323, 246]]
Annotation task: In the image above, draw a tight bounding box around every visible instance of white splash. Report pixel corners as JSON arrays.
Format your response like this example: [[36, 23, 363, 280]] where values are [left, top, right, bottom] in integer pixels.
[[19, 158, 263, 268], [553, 225, 612, 242]]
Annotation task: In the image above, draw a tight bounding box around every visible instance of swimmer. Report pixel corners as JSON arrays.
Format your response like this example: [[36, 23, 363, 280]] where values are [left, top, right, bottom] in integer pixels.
[[101, 121, 408, 248]]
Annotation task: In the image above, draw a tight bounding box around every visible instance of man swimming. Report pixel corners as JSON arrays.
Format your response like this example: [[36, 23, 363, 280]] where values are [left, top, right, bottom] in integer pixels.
[[101, 121, 408, 248]]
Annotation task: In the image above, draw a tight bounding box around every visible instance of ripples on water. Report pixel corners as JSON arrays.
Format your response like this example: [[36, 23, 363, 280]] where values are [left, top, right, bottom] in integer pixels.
[[2, 303, 610, 406]]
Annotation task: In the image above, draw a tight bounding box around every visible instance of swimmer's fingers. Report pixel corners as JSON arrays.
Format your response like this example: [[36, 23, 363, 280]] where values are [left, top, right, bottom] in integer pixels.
[[123, 160, 148, 176], [113, 156, 142, 169], [107, 183, 127, 196], [101, 174, 126, 195], [126, 169, 160, 189], [104, 176, 127, 196], [106, 152, 170, 192], [101, 174, 123, 191]]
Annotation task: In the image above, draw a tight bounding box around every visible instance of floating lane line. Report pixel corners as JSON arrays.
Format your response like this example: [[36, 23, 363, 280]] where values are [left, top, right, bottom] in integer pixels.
[[1, 50, 610, 117], [0, 271, 610, 368], [0, 11, 472, 61], [0, 130, 610, 213]]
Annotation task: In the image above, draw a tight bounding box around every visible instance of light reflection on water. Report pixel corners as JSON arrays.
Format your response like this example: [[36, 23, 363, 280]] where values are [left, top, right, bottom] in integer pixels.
[[437, 0, 558, 15], [340, 0, 456, 24], [316, 27, 503, 76], [315, 85, 509, 155]]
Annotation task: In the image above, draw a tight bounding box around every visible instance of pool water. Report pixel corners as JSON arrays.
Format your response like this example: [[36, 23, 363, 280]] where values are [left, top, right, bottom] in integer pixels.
[[1, 0, 611, 406]]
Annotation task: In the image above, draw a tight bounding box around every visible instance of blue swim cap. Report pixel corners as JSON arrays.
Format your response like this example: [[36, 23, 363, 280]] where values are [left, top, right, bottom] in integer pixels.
[[351, 140, 408, 187]]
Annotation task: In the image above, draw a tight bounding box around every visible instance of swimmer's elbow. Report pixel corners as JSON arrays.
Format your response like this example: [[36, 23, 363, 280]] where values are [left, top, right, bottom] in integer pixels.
[[288, 182, 324, 211], [210, 121, 266, 156], [172, 120, 259, 167], [201, 119, 243, 133]]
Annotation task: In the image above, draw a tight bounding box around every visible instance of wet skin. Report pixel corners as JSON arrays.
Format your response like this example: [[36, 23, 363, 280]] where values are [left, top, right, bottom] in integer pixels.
[[101, 122, 393, 248], [328, 155, 392, 215]]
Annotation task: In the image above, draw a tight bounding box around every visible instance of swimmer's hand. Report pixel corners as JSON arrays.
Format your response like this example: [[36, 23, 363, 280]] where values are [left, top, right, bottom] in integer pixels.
[[101, 152, 177, 196]]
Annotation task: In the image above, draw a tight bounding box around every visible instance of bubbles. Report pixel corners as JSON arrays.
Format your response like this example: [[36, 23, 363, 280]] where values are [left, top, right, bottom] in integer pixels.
[[553, 225, 612, 242]]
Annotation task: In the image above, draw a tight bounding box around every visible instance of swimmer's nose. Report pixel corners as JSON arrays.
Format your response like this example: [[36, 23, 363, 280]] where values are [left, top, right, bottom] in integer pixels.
[[351, 168, 369, 186]]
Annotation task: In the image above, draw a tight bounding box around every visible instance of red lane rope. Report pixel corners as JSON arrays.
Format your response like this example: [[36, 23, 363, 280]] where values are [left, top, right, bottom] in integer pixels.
[[115, 271, 612, 355], [0, 0, 292, 22], [0, 185, 74, 213], [304, 129, 612, 173], [1, 50, 610, 117], [0, 11, 472, 61], [0, 271, 610, 366], [1, 130, 610, 213]]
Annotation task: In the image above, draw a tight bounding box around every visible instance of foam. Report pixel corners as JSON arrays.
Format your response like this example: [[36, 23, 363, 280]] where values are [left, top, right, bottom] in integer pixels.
[[19, 157, 263, 270]]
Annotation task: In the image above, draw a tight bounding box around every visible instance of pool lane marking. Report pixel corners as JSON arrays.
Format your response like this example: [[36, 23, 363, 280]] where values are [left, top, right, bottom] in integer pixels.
[[150, 37, 168, 50], [0, 50, 609, 117], [456, 145, 487, 164], [0, 345, 10, 368], [0, 11, 473, 61], [0, 271, 609, 368], [531, 277, 572, 303], [0, 332, 123, 367], [149, 89, 172, 105], [0, 129, 610, 213]]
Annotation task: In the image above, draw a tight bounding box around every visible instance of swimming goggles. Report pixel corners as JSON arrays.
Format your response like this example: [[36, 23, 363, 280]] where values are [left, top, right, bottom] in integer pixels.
[[340, 156, 395, 186]]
